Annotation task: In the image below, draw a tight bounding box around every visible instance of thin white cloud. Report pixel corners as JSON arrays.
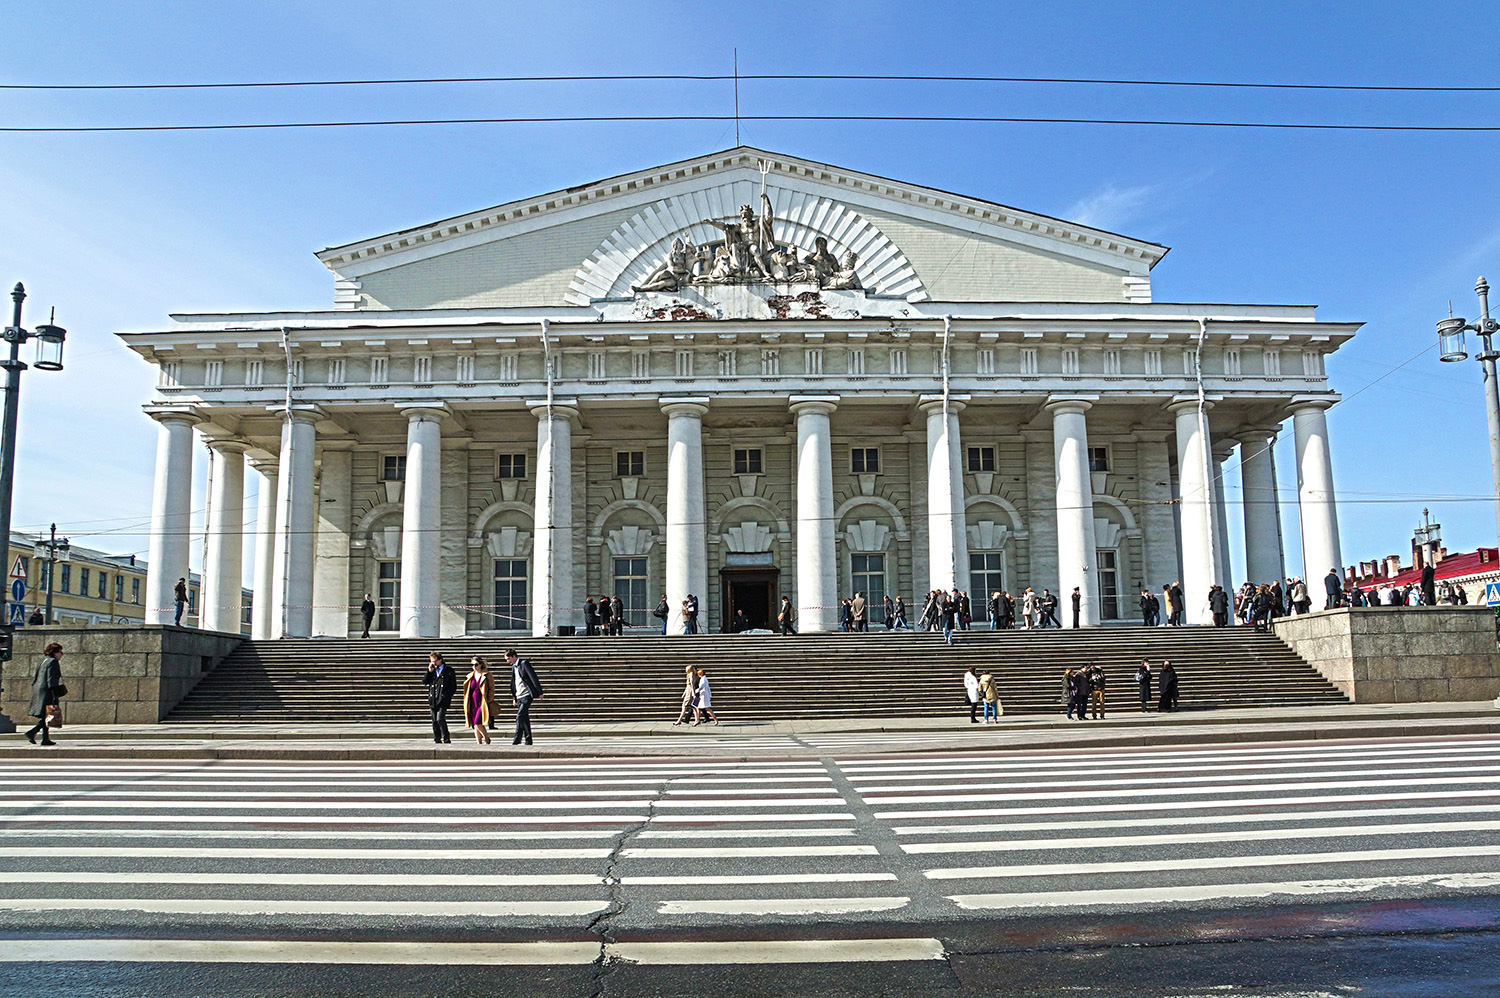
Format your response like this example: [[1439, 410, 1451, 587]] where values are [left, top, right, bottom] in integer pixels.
[[1065, 182, 1165, 232]]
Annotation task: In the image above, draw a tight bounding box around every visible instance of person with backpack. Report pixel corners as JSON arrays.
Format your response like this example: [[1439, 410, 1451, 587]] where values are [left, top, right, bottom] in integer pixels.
[[652, 594, 669, 635], [504, 647, 544, 746], [777, 596, 796, 635], [1088, 663, 1107, 719]]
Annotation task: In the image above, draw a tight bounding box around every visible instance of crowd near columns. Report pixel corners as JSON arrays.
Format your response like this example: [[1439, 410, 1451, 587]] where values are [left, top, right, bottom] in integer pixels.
[[144, 392, 1344, 637]]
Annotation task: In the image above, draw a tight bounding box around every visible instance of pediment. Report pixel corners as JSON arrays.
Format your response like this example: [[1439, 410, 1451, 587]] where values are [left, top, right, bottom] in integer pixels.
[[316, 147, 1169, 310]]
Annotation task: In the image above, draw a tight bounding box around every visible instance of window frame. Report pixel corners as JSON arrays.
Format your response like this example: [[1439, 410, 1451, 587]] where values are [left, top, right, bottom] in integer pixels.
[[496, 453, 527, 479], [850, 447, 881, 475], [733, 448, 763, 475], [616, 450, 645, 478], [966, 446, 996, 473], [382, 454, 407, 482]]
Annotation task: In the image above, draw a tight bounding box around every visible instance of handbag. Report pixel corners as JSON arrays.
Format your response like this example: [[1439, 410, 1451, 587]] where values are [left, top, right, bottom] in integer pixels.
[[44, 704, 62, 729], [53, 683, 68, 699]]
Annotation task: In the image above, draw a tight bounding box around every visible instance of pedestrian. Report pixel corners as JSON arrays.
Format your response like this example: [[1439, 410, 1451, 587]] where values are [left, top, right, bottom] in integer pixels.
[[1063, 668, 1077, 719], [1021, 588, 1038, 630], [852, 592, 868, 632], [840, 597, 853, 632], [584, 597, 599, 636], [23, 642, 65, 746], [732, 609, 750, 632], [360, 593, 376, 638], [1041, 589, 1060, 629], [883, 594, 895, 629], [673, 664, 698, 725], [1067, 666, 1089, 721], [978, 669, 999, 724], [26, 609, 42, 626], [653, 593, 669, 635], [964, 666, 981, 724], [778, 596, 796, 635], [1324, 568, 1344, 610], [421, 651, 456, 744], [1070, 587, 1081, 628], [958, 590, 972, 631], [999, 591, 1015, 629], [1209, 585, 1230, 627], [1088, 663, 1107, 719], [692, 668, 720, 725], [1169, 582, 1185, 626], [504, 647, 544, 745], [1290, 577, 1310, 615], [611, 595, 625, 635], [679, 600, 692, 635], [463, 656, 496, 745], [941, 590, 958, 645], [686, 594, 699, 634], [173, 577, 189, 626], [920, 591, 940, 631], [1158, 660, 1179, 712], [893, 596, 908, 630], [597, 593, 613, 636], [1135, 659, 1153, 713]]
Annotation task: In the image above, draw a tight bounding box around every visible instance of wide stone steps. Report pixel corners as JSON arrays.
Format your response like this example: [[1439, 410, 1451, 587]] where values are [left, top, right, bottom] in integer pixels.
[[165, 627, 1345, 723]]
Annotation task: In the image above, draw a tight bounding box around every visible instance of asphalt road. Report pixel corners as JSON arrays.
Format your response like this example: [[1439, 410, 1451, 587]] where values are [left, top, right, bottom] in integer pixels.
[[1, 733, 1499, 995]]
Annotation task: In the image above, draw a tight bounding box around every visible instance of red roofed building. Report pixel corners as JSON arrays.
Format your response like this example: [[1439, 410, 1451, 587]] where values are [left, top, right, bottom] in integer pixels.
[[1344, 510, 1499, 604]]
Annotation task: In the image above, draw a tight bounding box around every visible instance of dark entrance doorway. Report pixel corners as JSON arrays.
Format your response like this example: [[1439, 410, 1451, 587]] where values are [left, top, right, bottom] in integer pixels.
[[721, 569, 779, 632]]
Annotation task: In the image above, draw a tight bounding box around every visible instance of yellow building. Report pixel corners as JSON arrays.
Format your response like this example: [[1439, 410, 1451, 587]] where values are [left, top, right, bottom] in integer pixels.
[[2, 532, 250, 632]]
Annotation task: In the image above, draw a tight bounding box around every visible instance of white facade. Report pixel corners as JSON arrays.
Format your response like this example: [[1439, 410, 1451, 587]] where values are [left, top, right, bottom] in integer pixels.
[[121, 148, 1358, 636]]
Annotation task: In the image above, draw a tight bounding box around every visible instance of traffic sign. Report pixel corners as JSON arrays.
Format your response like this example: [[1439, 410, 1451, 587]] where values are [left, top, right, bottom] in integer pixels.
[[8, 603, 23, 625], [9, 558, 25, 580], [1487, 583, 1500, 607], [9, 580, 24, 603]]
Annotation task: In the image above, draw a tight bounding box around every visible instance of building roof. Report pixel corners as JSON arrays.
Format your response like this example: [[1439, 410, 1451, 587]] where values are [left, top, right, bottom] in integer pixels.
[[1352, 548, 1500, 590]]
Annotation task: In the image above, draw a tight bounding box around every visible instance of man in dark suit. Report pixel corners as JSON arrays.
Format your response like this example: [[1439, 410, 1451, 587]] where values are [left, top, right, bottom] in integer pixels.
[[505, 647, 544, 746], [1324, 569, 1343, 610], [1421, 563, 1437, 606], [1070, 587, 1081, 628], [422, 651, 456, 744], [360, 593, 376, 639]]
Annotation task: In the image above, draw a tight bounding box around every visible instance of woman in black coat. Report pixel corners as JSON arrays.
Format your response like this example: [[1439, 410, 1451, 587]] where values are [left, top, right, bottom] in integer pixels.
[[1157, 660, 1179, 712], [24, 642, 64, 745]]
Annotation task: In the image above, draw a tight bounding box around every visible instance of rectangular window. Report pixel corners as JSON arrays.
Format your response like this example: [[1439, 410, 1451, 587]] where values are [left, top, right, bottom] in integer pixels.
[[382, 455, 407, 481], [369, 356, 389, 383], [851, 447, 880, 474], [1098, 549, 1119, 620], [38, 562, 50, 590], [734, 448, 763, 474], [613, 557, 648, 629], [617, 451, 644, 477], [493, 559, 527, 630], [116, 576, 124, 601], [969, 552, 1006, 604], [850, 554, 886, 617], [132, 578, 140, 604], [967, 446, 995, 472], [79, 568, 89, 598], [377, 562, 401, 631], [187, 588, 196, 611], [60, 564, 70, 594], [98, 573, 108, 599], [496, 453, 527, 479], [1088, 446, 1110, 473]]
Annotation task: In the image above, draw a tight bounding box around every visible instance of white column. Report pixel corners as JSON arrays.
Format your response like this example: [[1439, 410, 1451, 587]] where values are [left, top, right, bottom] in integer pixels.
[[249, 456, 278, 640], [145, 409, 200, 625], [1235, 428, 1285, 585], [1046, 397, 1100, 626], [270, 406, 321, 638], [531, 401, 578, 637], [1211, 443, 1235, 591], [1292, 398, 1342, 590], [1136, 430, 1180, 593], [920, 396, 970, 594], [312, 444, 353, 637], [398, 407, 444, 638], [1169, 397, 1221, 625], [661, 398, 709, 634], [791, 396, 839, 633], [201, 439, 246, 633]]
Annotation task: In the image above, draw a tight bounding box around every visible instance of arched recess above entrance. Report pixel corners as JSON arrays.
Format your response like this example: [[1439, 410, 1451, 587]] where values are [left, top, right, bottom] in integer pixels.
[[592, 498, 667, 536], [1092, 494, 1140, 535], [352, 502, 404, 560], [833, 495, 909, 539], [591, 499, 664, 603], [962, 495, 1026, 537], [711, 496, 790, 540], [474, 500, 538, 541]]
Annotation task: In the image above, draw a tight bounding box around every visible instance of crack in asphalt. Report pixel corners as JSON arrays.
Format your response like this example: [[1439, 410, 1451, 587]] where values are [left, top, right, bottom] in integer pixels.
[[584, 772, 673, 998]]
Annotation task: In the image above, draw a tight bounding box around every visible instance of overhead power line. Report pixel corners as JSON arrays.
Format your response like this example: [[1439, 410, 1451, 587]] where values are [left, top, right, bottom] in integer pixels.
[[6, 114, 1500, 134], [3, 72, 1499, 93]]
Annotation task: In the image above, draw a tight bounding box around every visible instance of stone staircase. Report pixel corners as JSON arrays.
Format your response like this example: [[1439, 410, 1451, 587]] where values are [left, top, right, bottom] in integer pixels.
[[165, 626, 1346, 724]]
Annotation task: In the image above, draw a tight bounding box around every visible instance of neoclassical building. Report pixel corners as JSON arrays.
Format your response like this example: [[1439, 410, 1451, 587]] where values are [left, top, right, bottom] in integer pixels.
[[121, 147, 1355, 637]]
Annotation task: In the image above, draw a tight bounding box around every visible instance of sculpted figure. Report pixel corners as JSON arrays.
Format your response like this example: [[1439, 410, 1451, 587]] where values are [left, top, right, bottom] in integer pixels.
[[709, 244, 735, 281], [824, 249, 861, 290], [631, 237, 694, 293], [795, 236, 840, 284], [767, 248, 795, 281]]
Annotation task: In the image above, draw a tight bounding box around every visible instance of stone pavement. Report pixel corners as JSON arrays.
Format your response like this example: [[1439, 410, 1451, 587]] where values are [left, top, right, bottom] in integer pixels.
[[0, 701, 1497, 759]]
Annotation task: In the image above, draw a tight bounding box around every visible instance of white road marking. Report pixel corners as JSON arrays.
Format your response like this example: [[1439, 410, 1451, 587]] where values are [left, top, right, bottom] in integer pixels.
[[838, 745, 1500, 774], [947, 871, 1500, 909], [898, 820, 1500, 854], [892, 804, 1500, 836], [4, 846, 613, 861], [0, 796, 846, 811], [656, 897, 911, 915], [835, 739, 1500, 768], [0, 936, 947, 966], [0, 812, 857, 825], [0, 899, 609, 917], [620, 845, 878, 859], [845, 764, 1500, 792], [863, 774, 1500, 804], [0, 871, 896, 887], [924, 844, 1500, 880], [876, 788, 1500, 820]]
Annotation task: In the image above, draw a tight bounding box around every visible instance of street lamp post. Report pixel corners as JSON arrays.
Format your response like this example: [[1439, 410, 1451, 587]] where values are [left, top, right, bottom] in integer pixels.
[[0, 283, 68, 733], [34, 523, 69, 625], [1436, 276, 1500, 545]]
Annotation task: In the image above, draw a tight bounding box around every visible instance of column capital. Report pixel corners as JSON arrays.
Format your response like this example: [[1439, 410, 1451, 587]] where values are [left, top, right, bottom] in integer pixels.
[[1131, 427, 1173, 443], [1044, 394, 1099, 415], [789, 395, 840, 416], [528, 401, 580, 421], [917, 394, 969, 414], [1288, 393, 1340, 413], [247, 453, 279, 476], [660, 396, 710, 418], [1167, 395, 1220, 416], [1212, 442, 1237, 463], [143, 404, 204, 427], [268, 403, 326, 425], [202, 437, 249, 456], [1231, 425, 1281, 445], [399, 404, 450, 423]]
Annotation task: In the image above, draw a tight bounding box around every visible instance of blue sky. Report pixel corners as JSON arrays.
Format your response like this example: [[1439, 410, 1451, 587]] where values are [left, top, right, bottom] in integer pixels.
[[3, 0, 1499, 584]]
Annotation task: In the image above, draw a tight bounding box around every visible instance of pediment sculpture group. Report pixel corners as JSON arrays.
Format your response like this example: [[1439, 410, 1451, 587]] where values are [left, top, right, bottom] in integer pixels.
[[632, 192, 862, 294]]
